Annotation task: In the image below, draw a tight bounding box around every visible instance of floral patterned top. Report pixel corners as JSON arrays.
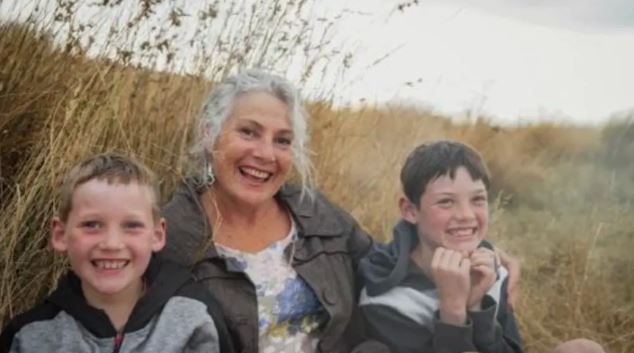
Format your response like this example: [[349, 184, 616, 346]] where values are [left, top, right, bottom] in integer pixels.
[[216, 221, 327, 353]]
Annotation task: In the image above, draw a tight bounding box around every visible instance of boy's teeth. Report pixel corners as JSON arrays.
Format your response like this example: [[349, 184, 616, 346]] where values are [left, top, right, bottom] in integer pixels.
[[95, 260, 127, 269], [241, 167, 270, 179], [450, 228, 474, 237]]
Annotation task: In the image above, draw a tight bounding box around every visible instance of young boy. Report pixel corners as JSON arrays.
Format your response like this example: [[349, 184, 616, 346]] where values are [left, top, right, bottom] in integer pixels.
[[0, 153, 234, 353], [359, 140, 523, 353]]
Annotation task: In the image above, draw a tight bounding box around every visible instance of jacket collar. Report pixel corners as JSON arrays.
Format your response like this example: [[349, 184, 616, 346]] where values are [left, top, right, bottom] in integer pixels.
[[361, 220, 436, 296], [180, 177, 345, 238], [277, 184, 345, 237], [164, 178, 346, 272], [362, 219, 496, 296]]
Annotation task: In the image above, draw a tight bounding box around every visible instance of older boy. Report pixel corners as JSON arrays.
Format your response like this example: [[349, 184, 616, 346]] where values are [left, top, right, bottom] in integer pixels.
[[359, 140, 523, 353], [0, 153, 234, 353]]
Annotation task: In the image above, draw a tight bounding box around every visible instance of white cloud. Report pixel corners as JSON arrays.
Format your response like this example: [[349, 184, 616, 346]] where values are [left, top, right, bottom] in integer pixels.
[[330, 1, 634, 124], [433, 0, 634, 31]]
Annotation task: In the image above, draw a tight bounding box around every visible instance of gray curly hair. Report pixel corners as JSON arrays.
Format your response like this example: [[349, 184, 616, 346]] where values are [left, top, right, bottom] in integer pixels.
[[190, 69, 313, 195]]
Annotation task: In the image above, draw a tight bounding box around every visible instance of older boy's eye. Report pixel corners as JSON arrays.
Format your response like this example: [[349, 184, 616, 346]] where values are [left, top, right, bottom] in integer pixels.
[[473, 195, 487, 205], [438, 199, 454, 207]]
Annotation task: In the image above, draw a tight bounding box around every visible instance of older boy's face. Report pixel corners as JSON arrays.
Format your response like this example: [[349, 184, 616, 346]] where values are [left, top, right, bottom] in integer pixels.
[[406, 166, 488, 253], [51, 180, 165, 304]]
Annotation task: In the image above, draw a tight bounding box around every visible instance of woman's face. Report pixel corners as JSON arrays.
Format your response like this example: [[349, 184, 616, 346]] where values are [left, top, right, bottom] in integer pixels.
[[210, 91, 294, 207]]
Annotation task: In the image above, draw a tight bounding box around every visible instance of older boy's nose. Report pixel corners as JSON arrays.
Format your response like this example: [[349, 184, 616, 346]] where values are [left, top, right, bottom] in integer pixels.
[[455, 203, 475, 220]]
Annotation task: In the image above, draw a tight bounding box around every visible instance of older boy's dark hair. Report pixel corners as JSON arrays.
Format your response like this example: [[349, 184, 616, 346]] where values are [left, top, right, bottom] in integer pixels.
[[400, 140, 490, 206], [58, 152, 160, 221]]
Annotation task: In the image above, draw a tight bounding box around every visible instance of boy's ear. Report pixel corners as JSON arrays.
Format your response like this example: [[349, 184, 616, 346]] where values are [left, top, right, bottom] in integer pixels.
[[399, 196, 419, 224], [151, 218, 167, 252], [50, 217, 68, 253]]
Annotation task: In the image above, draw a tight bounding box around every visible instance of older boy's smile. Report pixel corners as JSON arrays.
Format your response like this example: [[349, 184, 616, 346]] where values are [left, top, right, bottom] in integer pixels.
[[446, 228, 477, 243]]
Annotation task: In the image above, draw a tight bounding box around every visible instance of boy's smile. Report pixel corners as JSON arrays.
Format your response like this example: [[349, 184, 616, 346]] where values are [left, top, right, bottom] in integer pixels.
[[402, 166, 489, 253], [51, 179, 165, 304], [93, 260, 128, 270]]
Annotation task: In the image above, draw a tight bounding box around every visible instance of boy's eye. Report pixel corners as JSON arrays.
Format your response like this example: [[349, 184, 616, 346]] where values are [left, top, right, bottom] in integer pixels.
[[80, 221, 101, 230], [124, 221, 145, 229]]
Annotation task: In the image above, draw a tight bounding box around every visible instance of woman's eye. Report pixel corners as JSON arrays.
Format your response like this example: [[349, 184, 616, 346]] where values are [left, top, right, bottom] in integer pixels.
[[238, 128, 257, 139], [275, 136, 292, 146]]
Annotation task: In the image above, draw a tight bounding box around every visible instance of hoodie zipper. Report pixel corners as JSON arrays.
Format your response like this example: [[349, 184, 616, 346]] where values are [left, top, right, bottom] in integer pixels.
[[113, 332, 124, 353]]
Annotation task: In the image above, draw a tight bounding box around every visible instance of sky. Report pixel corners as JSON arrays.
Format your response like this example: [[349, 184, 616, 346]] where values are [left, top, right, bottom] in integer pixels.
[[1, 0, 633, 125], [324, 0, 634, 124]]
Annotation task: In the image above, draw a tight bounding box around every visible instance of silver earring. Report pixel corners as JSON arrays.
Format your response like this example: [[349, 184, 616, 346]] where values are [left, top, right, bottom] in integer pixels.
[[205, 158, 215, 186]]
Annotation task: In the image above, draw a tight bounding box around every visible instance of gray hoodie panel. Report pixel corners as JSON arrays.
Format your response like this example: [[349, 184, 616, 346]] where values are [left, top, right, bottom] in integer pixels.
[[9, 296, 219, 353]]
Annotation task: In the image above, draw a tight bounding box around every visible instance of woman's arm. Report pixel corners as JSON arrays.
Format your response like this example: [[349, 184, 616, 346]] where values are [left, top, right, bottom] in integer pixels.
[[469, 279, 524, 353]]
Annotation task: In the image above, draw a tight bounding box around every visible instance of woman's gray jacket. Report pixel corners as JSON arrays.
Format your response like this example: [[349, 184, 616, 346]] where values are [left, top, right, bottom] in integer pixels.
[[160, 179, 389, 353]]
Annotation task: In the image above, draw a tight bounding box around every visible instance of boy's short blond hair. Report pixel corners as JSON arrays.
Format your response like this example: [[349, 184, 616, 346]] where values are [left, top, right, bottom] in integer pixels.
[[57, 153, 160, 221]]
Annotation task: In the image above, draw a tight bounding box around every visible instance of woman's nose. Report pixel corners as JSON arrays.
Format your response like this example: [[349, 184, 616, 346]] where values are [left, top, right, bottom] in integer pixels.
[[253, 139, 276, 163]]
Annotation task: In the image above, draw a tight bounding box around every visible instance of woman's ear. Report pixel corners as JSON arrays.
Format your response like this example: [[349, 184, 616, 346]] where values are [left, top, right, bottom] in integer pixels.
[[202, 122, 215, 152], [399, 196, 419, 224], [50, 217, 68, 253]]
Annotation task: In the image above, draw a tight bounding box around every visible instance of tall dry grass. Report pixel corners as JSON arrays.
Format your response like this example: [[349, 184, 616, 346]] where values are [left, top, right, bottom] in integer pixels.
[[310, 106, 634, 352], [1, 2, 634, 352], [1, 0, 348, 322]]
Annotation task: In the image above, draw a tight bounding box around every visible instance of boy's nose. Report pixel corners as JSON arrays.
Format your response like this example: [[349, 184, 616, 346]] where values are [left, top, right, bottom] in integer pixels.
[[99, 229, 124, 250]]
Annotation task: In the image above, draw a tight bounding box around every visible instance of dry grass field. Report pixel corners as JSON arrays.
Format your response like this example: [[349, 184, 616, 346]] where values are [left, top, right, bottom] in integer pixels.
[[1, 2, 634, 352]]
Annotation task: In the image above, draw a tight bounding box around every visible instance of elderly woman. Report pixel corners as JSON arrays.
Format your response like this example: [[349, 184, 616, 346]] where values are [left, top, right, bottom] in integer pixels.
[[160, 70, 521, 353], [161, 70, 386, 353]]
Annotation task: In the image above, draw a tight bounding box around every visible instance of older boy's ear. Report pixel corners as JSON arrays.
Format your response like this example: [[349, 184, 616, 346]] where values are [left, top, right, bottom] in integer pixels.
[[151, 218, 167, 252], [50, 217, 68, 253], [399, 196, 419, 224]]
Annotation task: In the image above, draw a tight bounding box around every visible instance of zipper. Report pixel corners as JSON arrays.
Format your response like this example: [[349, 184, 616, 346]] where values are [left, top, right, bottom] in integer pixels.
[[113, 332, 124, 353]]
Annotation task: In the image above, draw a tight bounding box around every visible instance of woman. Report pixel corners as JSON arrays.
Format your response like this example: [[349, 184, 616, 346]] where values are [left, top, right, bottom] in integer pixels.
[[161, 70, 386, 353], [159, 70, 520, 353]]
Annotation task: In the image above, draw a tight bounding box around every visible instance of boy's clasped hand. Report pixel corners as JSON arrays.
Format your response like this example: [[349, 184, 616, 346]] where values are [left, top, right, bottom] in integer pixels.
[[431, 247, 498, 325]]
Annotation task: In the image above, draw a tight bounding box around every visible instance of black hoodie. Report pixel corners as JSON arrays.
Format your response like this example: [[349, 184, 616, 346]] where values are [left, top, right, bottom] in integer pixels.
[[358, 220, 523, 353]]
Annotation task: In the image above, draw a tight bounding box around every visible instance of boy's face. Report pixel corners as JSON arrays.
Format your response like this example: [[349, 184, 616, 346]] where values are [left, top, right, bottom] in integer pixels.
[[401, 166, 488, 253], [51, 179, 166, 302]]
